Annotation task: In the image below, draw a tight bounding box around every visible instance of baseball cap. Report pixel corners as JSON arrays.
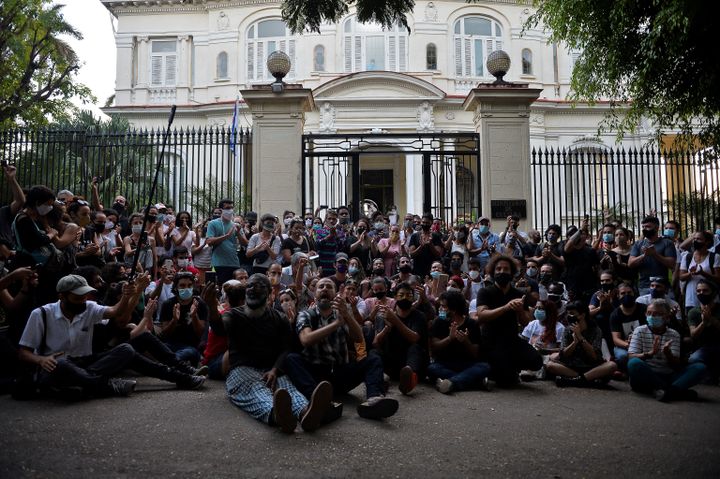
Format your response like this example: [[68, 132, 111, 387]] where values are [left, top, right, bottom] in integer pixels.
[[57, 274, 96, 295], [335, 252, 349, 262], [154, 203, 167, 211]]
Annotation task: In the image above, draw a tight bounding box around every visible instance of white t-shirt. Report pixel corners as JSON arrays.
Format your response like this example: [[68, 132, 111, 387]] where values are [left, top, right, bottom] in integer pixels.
[[19, 301, 108, 357], [521, 319, 565, 348], [145, 281, 175, 318], [171, 228, 196, 253], [247, 233, 282, 268], [636, 294, 682, 319], [680, 251, 720, 307]]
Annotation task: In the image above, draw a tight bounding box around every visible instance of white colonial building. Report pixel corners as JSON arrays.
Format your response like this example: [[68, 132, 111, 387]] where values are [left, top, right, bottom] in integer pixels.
[[102, 0, 660, 226]]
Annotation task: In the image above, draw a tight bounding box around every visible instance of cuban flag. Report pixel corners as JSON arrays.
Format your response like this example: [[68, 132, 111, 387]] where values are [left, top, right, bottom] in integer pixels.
[[229, 96, 239, 155]]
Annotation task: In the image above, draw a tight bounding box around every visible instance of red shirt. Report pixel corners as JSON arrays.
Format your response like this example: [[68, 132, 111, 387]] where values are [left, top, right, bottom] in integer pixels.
[[201, 306, 228, 364]]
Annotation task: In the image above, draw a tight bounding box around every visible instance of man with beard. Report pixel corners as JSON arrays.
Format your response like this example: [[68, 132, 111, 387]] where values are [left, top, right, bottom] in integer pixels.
[[476, 255, 543, 386], [629, 216, 677, 295], [224, 274, 332, 433], [284, 278, 399, 421]]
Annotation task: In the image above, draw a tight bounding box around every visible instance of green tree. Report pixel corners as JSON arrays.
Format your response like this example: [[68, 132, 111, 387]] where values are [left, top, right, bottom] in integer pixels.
[[528, 0, 719, 150], [0, 0, 93, 128], [281, 0, 415, 33]]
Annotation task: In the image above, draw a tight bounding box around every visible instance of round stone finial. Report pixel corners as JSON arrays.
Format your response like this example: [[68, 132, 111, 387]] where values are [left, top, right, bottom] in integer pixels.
[[486, 50, 511, 84], [267, 51, 291, 83]]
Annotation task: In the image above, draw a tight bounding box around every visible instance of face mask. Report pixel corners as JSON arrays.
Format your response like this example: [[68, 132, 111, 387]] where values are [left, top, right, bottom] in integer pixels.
[[157, 214, 166, 223], [620, 294, 635, 306], [177, 288, 193, 301], [546, 232, 557, 242], [339, 217, 350, 225], [313, 224, 322, 231], [106, 220, 115, 230], [396, 299, 413, 310], [148, 215, 158, 223], [132, 225, 143, 234], [403, 220, 412, 228], [37, 204, 54, 216], [642, 228, 656, 238], [534, 309, 546, 322], [548, 293, 562, 303], [539, 272, 551, 284], [421, 224, 431, 232], [601, 283, 613, 292], [603, 233, 614, 243], [697, 293, 713, 305], [430, 271, 440, 279], [94, 223, 106, 233], [305, 219, 313, 227], [450, 260, 461, 270], [373, 268, 385, 276], [438, 310, 447, 321], [262, 222, 274, 232], [399, 265, 412, 274], [478, 225, 489, 234], [212, 213, 221, 220], [526, 267, 538, 278], [374, 222, 384, 231], [357, 226, 366, 234], [494, 272, 512, 287], [177, 259, 189, 268], [566, 314, 578, 325], [374, 291, 386, 299], [221, 209, 234, 220], [469, 270, 480, 280], [650, 288, 664, 299], [663, 229, 675, 238], [646, 315, 664, 329], [112, 203, 125, 213], [63, 300, 87, 315], [348, 266, 358, 275], [284, 218, 292, 226], [693, 240, 705, 251], [336, 264, 348, 274]]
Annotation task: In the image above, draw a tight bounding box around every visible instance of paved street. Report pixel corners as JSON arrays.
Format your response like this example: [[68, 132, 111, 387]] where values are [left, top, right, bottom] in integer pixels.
[[1, 377, 719, 478]]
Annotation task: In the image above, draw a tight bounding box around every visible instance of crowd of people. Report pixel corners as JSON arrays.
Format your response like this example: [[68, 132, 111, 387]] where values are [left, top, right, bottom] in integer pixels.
[[1, 163, 719, 434]]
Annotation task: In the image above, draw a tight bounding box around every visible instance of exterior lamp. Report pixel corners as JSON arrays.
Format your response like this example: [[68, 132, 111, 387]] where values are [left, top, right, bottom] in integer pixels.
[[267, 51, 291, 93], [486, 50, 511, 85]]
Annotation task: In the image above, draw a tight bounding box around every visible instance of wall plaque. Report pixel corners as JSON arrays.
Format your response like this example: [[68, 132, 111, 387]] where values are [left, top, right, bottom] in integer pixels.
[[491, 200, 527, 219]]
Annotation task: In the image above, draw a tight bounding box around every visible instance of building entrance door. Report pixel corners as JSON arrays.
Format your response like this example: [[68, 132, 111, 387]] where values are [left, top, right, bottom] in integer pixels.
[[360, 169, 393, 214]]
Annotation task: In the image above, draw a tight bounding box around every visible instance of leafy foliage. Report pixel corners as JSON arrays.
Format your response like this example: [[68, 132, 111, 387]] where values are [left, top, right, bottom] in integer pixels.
[[0, 0, 94, 128], [282, 0, 415, 33], [666, 190, 720, 234], [186, 175, 250, 220], [527, 0, 720, 150]]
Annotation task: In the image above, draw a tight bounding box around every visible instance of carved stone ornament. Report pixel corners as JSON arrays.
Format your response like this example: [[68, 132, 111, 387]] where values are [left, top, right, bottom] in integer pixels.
[[445, 111, 455, 120], [530, 112, 545, 126], [318, 102, 336, 133], [425, 2, 438, 22], [417, 101, 434, 132], [217, 11, 230, 30]]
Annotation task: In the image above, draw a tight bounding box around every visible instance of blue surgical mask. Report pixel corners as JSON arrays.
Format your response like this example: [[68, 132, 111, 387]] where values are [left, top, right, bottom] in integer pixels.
[[178, 288, 193, 300], [478, 225, 490, 234], [602, 233, 614, 243], [348, 266, 359, 275], [646, 315, 664, 329], [430, 271, 440, 279], [663, 228, 675, 238], [438, 310, 447, 321], [716, 228, 720, 237], [534, 309, 546, 322]]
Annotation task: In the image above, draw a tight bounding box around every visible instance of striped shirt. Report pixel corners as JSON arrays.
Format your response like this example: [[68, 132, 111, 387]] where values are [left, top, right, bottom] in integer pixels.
[[628, 325, 680, 375]]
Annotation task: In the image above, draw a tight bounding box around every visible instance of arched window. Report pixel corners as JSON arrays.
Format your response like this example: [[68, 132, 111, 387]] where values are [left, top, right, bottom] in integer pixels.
[[521, 48, 532, 75], [453, 16, 503, 77], [426, 43, 437, 70], [216, 51, 228, 79], [246, 19, 296, 82], [313, 45, 325, 71], [343, 16, 408, 73]]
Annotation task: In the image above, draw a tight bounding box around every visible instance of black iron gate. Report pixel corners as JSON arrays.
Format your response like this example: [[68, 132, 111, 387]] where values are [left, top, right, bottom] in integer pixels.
[[301, 133, 481, 224]]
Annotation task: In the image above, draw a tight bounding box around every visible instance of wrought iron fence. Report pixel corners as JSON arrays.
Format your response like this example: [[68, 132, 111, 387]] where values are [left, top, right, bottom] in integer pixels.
[[0, 126, 252, 217], [531, 146, 719, 238]]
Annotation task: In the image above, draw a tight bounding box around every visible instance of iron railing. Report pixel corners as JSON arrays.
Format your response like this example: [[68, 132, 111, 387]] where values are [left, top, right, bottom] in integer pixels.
[[531, 147, 719, 238], [0, 126, 252, 217]]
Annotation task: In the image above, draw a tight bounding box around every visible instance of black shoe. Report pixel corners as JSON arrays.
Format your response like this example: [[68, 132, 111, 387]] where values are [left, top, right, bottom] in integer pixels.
[[176, 375, 206, 390], [107, 378, 136, 397], [357, 396, 399, 420], [555, 375, 586, 388], [322, 401, 344, 424], [301, 381, 332, 432]]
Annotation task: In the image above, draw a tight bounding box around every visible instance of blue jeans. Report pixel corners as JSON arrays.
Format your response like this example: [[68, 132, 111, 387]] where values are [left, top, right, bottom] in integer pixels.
[[614, 347, 629, 370], [427, 360, 491, 392], [627, 357, 707, 393], [689, 344, 720, 375], [283, 350, 385, 400], [206, 353, 225, 380], [165, 342, 201, 366]]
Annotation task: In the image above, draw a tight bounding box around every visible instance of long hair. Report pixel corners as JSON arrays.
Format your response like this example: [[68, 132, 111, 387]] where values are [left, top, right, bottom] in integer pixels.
[[539, 299, 559, 345]]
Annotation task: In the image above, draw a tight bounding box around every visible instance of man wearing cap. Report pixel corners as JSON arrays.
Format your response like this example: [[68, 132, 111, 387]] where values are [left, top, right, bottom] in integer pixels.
[[329, 252, 349, 290], [17, 274, 143, 397], [468, 216, 499, 274]]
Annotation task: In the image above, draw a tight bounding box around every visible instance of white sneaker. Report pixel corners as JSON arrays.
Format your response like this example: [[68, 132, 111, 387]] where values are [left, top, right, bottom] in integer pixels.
[[436, 378, 453, 394]]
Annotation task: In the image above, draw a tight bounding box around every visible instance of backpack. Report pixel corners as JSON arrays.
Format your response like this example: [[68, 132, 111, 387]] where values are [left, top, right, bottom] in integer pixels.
[[253, 235, 275, 264]]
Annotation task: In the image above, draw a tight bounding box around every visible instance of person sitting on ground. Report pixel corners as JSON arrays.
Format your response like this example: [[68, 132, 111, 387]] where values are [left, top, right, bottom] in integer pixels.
[[589, 271, 620, 359], [687, 280, 720, 380], [463, 257, 484, 303], [201, 280, 244, 380], [610, 283, 646, 370], [372, 282, 428, 395], [281, 219, 313, 266], [627, 298, 707, 402], [158, 272, 208, 366], [409, 213, 444, 278], [221, 274, 332, 433], [475, 255, 543, 386], [635, 276, 682, 326], [283, 278, 399, 421], [428, 289, 491, 394], [520, 299, 564, 381], [547, 301, 618, 387]]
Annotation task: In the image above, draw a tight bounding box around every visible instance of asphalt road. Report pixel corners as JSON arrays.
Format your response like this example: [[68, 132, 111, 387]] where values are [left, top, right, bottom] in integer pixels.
[[1, 377, 719, 478]]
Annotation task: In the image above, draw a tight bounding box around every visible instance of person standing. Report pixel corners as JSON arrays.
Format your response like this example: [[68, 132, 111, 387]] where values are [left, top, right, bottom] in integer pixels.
[[206, 199, 247, 285]]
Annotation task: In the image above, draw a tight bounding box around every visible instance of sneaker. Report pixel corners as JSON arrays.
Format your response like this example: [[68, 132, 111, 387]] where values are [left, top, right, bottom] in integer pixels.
[[519, 370, 537, 382], [194, 365, 210, 377], [357, 396, 399, 420], [436, 378, 453, 394], [272, 388, 297, 434], [479, 377, 492, 392], [398, 366, 417, 395], [383, 373, 391, 395], [301, 381, 332, 432], [107, 378, 136, 397], [176, 375, 206, 390], [322, 401, 344, 424], [555, 375, 586, 388]]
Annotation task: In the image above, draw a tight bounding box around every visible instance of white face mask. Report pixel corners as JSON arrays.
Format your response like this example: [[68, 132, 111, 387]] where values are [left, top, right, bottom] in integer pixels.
[[469, 270, 480, 280], [105, 220, 115, 230], [37, 204, 53, 216], [177, 259, 189, 268], [221, 209, 234, 220], [132, 225, 142, 234]]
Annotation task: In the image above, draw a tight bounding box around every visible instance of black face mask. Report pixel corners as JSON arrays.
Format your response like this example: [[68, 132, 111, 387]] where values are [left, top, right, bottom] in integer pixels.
[[148, 215, 157, 223], [494, 272, 512, 287], [421, 224, 431, 232], [642, 228, 656, 238], [373, 268, 385, 276], [450, 260, 461, 270], [539, 273, 551, 284], [697, 293, 714, 305], [548, 293, 562, 303], [601, 283, 614, 292], [94, 223, 106, 233], [63, 300, 87, 315], [567, 314, 578, 325], [374, 291, 387, 299], [399, 265, 412, 274], [396, 299, 413, 310], [112, 203, 125, 214]]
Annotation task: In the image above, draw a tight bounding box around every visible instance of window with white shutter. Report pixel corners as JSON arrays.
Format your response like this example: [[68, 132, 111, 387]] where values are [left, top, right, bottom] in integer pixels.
[[453, 17, 503, 79], [246, 19, 297, 82], [150, 39, 177, 87], [342, 15, 408, 73]]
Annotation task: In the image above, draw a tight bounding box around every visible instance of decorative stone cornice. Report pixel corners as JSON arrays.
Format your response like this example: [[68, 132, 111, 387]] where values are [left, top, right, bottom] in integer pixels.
[[314, 71, 446, 102]]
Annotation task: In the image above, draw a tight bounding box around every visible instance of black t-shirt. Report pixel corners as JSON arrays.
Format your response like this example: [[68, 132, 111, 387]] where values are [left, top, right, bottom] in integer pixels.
[[409, 231, 443, 277], [562, 245, 599, 294], [375, 308, 428, 355], [609, 304, 647, 341], [223, 306, 293, 370], [159, 296, 209, 347], [430, 316, 483, 363], [281, 236, 310, 256], [0, 205, 16, 247], [476, 285, 524, 343]]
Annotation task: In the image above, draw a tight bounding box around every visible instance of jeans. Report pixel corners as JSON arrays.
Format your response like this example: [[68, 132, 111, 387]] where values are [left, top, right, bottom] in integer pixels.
[[165, 342, 201, 366], [427, 360, 491, 391], [688, 344, 720, 375], [283, 350, 385, 400], [614, 347, 629, 370], [627, 357, 707, 393], [206, 353, 225, 380], [38, 343, 136, 393], [487, 338, 543, 385], [378, 343, 427, 379]]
